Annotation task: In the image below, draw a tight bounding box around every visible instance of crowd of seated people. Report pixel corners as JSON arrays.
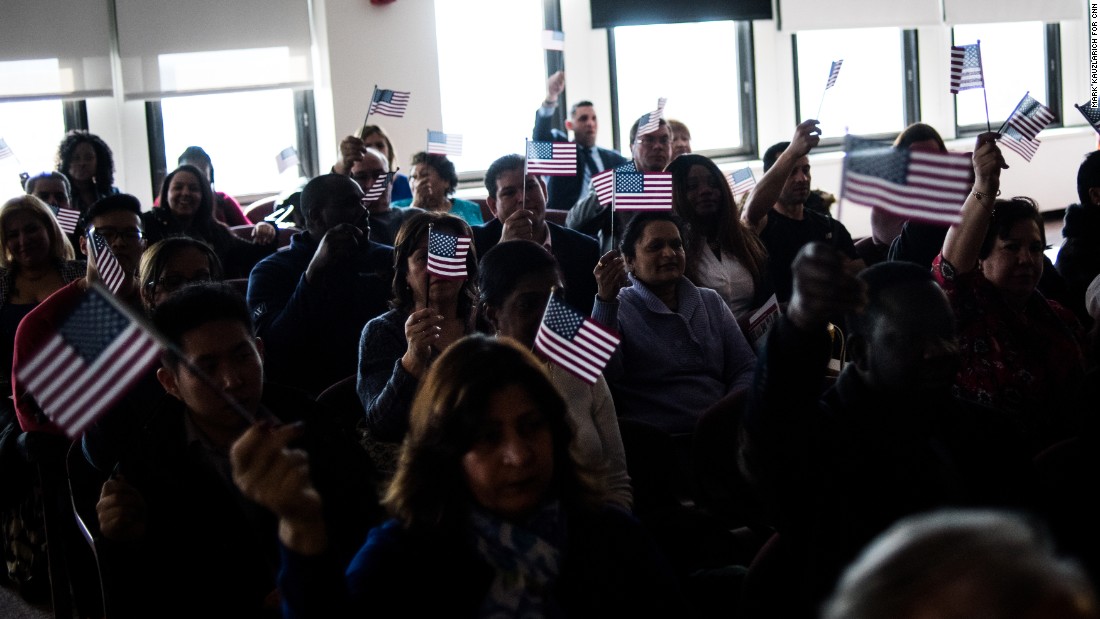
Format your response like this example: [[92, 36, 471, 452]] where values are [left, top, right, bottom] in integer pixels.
[[1, 95, 1099, 619]]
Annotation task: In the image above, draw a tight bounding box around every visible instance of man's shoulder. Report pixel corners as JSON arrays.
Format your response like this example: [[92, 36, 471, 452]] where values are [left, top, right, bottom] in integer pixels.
[[597, 147, 628, 167], [548, 222, 598, 250]]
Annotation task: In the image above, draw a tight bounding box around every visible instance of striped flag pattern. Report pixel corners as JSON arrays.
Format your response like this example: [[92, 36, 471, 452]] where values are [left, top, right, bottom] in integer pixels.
[[369, 88, 411, 118], [999, 130, 1041, 162], [613, 172, 672, 211], [727, 167, 756, 197], [825, 59, 844, 89], [52, 207, 81, 234], [1005, 93, 1055, 142], [86, 229, 126, 294], [275, 147, 299, 174], [363, 173, 390, 202], [592, 168, 615, 208], [426, 228, 471, 280], [16, 286, 162, 438], [949, 43, 984, 94], [534, 294, 620, 385], [636, 97, 667, 137], [0, 138, 13, 160], [526, 140, 577, 176], [426, 131, 463, 156], [842, 135, 973, 226]]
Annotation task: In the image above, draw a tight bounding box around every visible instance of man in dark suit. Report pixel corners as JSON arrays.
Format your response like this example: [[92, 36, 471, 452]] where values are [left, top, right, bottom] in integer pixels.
[[473, 154, 600, 313], [534, 70, 628, 211]]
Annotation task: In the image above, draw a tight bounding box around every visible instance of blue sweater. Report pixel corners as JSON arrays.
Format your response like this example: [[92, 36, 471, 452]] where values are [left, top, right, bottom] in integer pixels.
[[592, 275, 756, 434]]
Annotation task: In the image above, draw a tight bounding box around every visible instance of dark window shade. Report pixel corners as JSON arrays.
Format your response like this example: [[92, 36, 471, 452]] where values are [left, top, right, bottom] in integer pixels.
[[589, 0, 771, 28]]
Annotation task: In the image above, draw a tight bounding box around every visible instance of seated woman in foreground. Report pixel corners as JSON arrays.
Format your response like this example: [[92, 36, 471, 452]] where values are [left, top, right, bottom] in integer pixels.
[[593, 211, 756, 436], [935, 132, 1086, 451], [231, 335, 681, 617]]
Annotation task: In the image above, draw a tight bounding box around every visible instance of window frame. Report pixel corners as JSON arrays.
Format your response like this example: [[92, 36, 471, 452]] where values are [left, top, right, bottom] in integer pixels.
[[952, 23, 1062, 138], [144, 89, 319, 201], [606, 20, 758, 160], [791, 27, 921, 150]]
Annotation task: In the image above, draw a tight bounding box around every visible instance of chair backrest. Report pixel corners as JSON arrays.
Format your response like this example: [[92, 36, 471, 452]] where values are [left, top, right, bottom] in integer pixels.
[[243, 195, 278, 223]]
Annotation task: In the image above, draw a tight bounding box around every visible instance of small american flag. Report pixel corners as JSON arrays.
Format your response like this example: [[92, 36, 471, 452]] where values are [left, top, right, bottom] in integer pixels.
[[614, 172, 672, 211], [534, 294, 620, 385], [592, 168, 615, 207], [842, 135, 973, 227], [999, 130, 1041, 162], [363, 172, 391, 202], [86, 229, 126, 294], [52, 206, 81, 234], [1004, 93, 1055, 142], [727, 167, 756, 197], [426, 228, 471, 281], [1075, 102, 1100, 135], [825, 59, 843, 89], [526, 140, 577, 177], [0, 138, 12, 160], [369, 88, 411, 118], [275, 147, 299, 174], [427, 131, 463, 156], [636, 97, 667, 137], [949, 43, 984, 94], [15, 285, 162, 438], [542, 30, 565, 51]]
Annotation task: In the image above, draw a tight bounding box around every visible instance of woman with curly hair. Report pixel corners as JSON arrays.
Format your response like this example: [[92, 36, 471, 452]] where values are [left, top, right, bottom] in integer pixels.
[[392, 152, 484, 225], [56, 130, 119, 215]]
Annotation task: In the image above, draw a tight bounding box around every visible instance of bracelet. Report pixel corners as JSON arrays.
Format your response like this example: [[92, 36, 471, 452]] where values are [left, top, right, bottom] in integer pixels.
[[971, 189, 1000, 213]]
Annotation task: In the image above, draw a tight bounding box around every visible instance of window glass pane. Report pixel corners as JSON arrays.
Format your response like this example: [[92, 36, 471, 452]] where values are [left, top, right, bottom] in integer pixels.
[[613, 21, 743, 153], [161, 89, 300, 196], [795, 27, 905, 138], [434, 0, 544, 173], [0, 99, 65, 198], [953, 22, 1047, 129]]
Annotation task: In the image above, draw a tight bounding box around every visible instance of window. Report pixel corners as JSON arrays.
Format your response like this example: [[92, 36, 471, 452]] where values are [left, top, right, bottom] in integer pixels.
[[434, 0, 546, 174], [611, 21, 754, 156], [794, 27, 909, 140], [952, 22, 1055, 133], [0, 99, 66, 198], [157, 89, 303, 197]]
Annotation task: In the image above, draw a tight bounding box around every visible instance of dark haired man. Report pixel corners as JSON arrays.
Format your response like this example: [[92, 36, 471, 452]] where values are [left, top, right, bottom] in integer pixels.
[[93, 283, 381, 618], [534, 71, 628, 211], [1056, 149, 1100, 326], [473, 154, 599, 313], [744, 120, 862, 303], [565, 115, 673, 253], [247, 174, 393, 395]]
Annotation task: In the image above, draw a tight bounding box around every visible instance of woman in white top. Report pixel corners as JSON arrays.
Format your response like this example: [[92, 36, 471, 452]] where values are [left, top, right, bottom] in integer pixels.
[[478, 239, 632, 511], [668, 154, 771, 323]]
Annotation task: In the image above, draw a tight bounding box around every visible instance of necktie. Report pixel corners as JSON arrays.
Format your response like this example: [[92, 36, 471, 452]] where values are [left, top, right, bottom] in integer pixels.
[[580, 147, 600, 176]]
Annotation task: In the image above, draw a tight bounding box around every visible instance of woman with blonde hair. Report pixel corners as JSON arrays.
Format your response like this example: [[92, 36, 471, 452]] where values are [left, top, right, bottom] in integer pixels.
[[0, 196, 83, 377]]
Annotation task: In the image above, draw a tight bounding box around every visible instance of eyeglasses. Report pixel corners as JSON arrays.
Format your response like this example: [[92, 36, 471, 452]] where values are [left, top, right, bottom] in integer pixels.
[[635, 135, 670, 147], [93, 227, 143, 243]]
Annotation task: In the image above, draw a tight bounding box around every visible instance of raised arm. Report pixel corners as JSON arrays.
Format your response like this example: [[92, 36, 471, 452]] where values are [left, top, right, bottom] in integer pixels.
[[743, 119, 821, 232], [534, 71, 566, 141], [941, 132, 1007, 274]]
